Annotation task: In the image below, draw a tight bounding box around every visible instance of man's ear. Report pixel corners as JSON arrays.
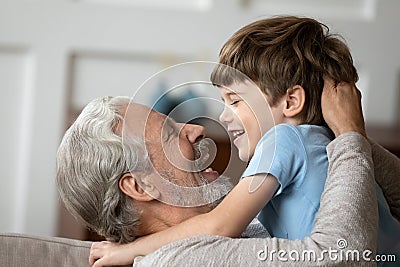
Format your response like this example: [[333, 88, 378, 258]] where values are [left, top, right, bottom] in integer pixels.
[[283, 85, 305, 118], [119, 173, 160, 201]]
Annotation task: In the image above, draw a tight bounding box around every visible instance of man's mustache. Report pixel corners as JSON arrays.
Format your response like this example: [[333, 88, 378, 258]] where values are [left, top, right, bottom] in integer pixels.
[[193, 138, 216, 172]]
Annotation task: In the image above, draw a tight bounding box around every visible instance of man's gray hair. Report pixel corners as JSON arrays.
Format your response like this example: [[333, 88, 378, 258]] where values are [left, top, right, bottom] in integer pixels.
[[56, 96, 150, 243]]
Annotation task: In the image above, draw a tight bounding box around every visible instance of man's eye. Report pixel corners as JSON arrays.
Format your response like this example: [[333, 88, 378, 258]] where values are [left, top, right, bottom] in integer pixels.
[[165, 125, 179, 142], [230, 100, 240, 105], [162, 126, 174, 142]]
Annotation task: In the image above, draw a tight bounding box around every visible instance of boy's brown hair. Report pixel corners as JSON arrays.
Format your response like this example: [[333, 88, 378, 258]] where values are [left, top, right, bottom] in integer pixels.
[[211, 16, 358, 125]]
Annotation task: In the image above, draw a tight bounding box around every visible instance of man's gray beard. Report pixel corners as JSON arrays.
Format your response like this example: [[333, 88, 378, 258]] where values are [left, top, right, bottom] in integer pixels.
[[201, 175, 232, 208], [156, 139, 234, 207], [173, 139, 233, 207], [163, 173, 233, 208]]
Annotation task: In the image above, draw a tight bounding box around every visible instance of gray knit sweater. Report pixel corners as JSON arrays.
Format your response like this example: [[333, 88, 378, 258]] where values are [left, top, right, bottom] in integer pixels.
[[134, 133, 399, 266]]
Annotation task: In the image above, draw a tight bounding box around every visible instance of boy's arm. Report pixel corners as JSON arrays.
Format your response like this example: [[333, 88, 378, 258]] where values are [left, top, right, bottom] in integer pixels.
[[90, 174, 279, 266], [204, 174, 279, 237]]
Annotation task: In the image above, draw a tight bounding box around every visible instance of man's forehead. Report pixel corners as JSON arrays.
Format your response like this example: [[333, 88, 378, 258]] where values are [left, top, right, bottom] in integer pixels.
[[125, 102, 151, 115], [124, 102, 165, 120], [122, 102, 166, 135]]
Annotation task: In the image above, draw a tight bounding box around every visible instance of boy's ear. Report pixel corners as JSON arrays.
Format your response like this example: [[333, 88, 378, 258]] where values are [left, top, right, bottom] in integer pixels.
[[119, 173, 160, 202], [283, 85, 305, 118]]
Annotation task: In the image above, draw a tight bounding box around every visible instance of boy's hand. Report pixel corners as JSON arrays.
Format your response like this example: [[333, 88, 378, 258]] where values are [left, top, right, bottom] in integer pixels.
[[322, 78, 366, 137], [89, 241, 136, 267]]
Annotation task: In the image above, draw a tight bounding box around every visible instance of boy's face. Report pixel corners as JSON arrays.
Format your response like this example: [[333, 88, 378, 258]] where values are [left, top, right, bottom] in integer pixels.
[[219, 81, 283, 162]]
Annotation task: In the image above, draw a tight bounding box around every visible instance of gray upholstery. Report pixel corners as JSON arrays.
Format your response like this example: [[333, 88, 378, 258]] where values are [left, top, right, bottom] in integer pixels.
[[0, 233, 133, 267], [0, 233, 92, 267]]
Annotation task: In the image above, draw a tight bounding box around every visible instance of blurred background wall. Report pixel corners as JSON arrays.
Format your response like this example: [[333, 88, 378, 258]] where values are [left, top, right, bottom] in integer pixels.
[[0, 0, 399, 239]]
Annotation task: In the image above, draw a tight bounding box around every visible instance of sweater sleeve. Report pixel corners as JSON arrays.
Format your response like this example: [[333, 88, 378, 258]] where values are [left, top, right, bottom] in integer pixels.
[[134, 132, 378, 267], [369, 139, 400, 221]]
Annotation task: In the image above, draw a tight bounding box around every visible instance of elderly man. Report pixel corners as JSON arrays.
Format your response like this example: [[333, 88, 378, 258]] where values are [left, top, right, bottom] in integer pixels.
[[56, 96, 231, 244], [57, 81, 400, 266]]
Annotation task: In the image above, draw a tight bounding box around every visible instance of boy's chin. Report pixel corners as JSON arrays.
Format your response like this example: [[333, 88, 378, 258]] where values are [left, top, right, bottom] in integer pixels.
[[238, 150, 252, 162]]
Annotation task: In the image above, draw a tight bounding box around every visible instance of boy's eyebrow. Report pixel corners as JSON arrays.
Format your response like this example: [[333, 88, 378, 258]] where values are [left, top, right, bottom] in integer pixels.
[[222, 91, 242, 97], [220, 91, 242, 103], [220, 91, 243, 103]]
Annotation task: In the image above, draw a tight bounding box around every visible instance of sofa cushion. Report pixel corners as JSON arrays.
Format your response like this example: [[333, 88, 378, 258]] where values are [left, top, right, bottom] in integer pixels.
[[0, 233, 92, 267]]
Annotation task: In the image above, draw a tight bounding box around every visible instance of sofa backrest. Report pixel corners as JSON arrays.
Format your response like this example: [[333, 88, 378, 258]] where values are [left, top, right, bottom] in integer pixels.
[[0, 233, 92, 267]]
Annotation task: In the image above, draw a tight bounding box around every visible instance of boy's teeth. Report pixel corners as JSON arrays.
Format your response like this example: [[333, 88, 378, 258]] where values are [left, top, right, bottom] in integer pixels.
[[204, 168, 213, 172], [233, 130, 245, 138]]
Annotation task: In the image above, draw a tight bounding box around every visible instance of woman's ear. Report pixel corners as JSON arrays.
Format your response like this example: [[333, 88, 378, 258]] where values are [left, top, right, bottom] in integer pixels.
[[283, 85, 306, 118], [119, 173, 160, 202]]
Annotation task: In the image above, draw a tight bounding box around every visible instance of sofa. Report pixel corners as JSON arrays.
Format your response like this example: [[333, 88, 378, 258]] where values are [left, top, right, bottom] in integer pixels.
[[0, 233, 131, 267], [1, 233, 91, 267]]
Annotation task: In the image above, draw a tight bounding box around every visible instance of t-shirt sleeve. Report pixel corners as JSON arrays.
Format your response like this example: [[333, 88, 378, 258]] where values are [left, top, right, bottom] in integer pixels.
[[241, 124, 307, 196]]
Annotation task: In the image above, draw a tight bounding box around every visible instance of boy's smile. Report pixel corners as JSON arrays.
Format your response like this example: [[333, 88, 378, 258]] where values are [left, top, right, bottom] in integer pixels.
[[231, 130, 245, 138], [218, 80, 281, 162]]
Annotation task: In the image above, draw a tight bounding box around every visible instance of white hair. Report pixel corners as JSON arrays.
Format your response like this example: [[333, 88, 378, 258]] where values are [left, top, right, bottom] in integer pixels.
[[56, 96, 150, 243]]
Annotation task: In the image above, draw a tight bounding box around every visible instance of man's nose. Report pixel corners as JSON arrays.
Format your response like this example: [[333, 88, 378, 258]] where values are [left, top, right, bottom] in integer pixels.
[[219, 104, 233, 124], [179, 123, 206, 144]]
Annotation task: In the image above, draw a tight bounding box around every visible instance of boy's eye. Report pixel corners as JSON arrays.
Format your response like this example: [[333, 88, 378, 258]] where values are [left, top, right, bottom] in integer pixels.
[[230, 100, 240, 105]]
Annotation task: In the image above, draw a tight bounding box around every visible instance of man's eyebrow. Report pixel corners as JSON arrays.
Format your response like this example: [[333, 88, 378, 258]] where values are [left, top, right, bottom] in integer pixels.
[[164, 116, 177, 126], [161, 117, 174, 141], [163, 117, 179, 135]]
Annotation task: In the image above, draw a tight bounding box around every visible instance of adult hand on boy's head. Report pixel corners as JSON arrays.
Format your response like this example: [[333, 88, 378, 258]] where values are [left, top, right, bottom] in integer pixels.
[[321, 78, 366, 138]]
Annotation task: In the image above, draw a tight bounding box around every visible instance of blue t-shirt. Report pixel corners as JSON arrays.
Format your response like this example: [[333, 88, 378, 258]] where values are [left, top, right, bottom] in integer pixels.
[[241, 123, 400, 261], [242, 124, 331, 239]]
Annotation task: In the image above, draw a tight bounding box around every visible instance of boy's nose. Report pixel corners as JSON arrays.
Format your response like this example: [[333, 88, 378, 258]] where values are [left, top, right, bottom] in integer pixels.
[[219, 105, 234, 124]]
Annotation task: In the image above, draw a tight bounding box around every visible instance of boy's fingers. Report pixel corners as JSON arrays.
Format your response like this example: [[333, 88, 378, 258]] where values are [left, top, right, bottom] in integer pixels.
[[89, 246, 104, 265], [91, 241, 104, 249], [92, 258, 106, 267], [89, 241, 116, 266], [88, 254, 95, 266], [89, 251, 99, 266]]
